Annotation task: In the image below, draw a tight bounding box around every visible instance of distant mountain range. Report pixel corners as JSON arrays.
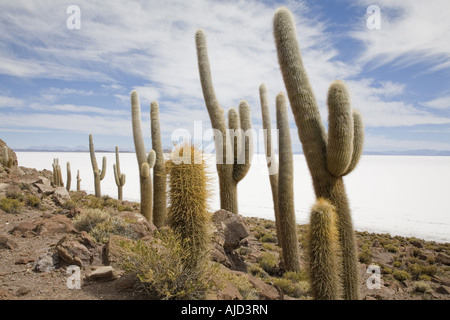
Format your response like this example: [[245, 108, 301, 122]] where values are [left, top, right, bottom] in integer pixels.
[[14, 146, 450, 156]]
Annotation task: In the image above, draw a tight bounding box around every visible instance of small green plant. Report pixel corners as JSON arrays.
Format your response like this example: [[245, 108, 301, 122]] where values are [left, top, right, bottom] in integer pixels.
[[0, 197, 24, 214], [393, 270, 412, 282], [413, 281, 432, 293], [25, 194, 41, 208], [221, 271, 259, 300], [384, 244, 399, 253], [407, 263, 438, 280], [393, 261, 402, 268], [119, 229, 217, 300], [359, 249, 372, 264], [258, 252, 279, 275], [72, 208, 136, 243], [259, 233, 277, 243]]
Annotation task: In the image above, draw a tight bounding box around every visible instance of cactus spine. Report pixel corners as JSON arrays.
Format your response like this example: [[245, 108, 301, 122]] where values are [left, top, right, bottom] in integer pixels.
[[276, 92, 301, 272], [167, 143, 210, 269], [89, 134, 107, 198], [76, 170, 81, 191], [52, 158, 63, 187], [151, 101, 167, 227], [66, 162, 71, 192], [195, 29, 253, 214], [113, 146, 126, 201], [131, 90, 156, 222], [307, 198, 340, 300], [273, 7, 364, 300]]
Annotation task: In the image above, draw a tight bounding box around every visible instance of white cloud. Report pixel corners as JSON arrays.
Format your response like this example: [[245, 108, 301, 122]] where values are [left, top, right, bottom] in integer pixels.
[[0, 96, 24, 108], [351, 0, 450, 71], [420, 96, 450, 110]]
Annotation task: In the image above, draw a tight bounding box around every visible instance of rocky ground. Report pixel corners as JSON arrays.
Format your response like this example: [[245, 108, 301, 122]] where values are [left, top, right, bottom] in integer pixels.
[[0, 143, 449, 300]]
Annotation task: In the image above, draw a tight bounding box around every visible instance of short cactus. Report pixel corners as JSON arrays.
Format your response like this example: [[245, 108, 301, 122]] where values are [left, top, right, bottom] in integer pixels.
[[89, 134, 107, 198], [131, 90, 156, 222], [167, 143, 211, 269], [66, 162, 71, 192], [195, 29, 253, 214], [273, 7, 364, 299], [52, 158, 63, 187], [307, 198, 340, 300], [76, 170, 81, 191], [151, 101, 167, 227], [113, 146, 126, 201], [2, 146, 13, 169]]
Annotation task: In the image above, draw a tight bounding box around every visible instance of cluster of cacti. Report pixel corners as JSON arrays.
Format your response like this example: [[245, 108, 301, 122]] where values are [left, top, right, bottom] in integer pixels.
[[52, 158, 64, 187], [66, 162, 72, 192], [89, 134, 107, 198], [151, 102, 167, 227], [195, 29, 253, 214], [273, 7, 364, 300], [131, 90, 156, 222], [259, 84, 300, 272], [167, 142, 211, 269], [307, 198, 340, 300], [113, 146, 126, 201], [2, 146, 13, 168]]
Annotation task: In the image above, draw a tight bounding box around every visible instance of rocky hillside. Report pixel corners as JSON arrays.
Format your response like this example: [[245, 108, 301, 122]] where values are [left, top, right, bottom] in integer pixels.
[[0, 148, 449, 300]]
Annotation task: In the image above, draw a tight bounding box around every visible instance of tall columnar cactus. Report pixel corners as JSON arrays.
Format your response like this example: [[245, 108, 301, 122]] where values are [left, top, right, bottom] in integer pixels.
[[259, 84, 283, 258], [52, 158, 63, 187], [273, 7, 364, 300], [275, 92, 301, 272], [131, 90, 156, 222], [151, 101, 167, 227], [66, 162, 71, 192], [307, 198, 340, 300], [167, 143, 211, 269], [113, 146, 126, 201], [76, 170, 81, 191], [195, 29, 253, 214], [89, 134, 107, 198]]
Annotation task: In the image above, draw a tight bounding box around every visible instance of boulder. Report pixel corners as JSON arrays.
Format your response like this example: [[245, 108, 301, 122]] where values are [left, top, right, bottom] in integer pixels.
[[35, 183, 54, 196], [85, 266, 119, 282], [105, 235, 134, 268], [53, 187, 70, 205], [0, 234, 19, 250], [212, 210, 250, 252], [435, 285, 450, 295], [436, 253, 450, 266], [117, 211, 157, 238], [55, 233, 103, 268], [10, 215, 76, 237], [33, 215, 77, 236], [33, 251, 59, 272]]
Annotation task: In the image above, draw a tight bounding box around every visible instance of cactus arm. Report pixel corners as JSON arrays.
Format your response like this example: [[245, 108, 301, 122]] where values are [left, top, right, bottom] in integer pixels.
[[100, 156, 107, 180], [147, 150, 156, 168], [276, 92, 301, 272], [151, 101, 168, 227], [233, 100, 253, 183], [131, 90, 148, 169], [343, 110, 364, 176], [113, 163, 120, 186], [308, 198, 340, 300], [76, 170, 81, 191], [326, 80, 354, 177], [89, 134, 99, 175], [195, 29, 226, 136]]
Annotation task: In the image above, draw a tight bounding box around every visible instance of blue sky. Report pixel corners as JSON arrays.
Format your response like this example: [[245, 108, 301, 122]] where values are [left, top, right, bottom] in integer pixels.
[[0, 0, 449, 153]]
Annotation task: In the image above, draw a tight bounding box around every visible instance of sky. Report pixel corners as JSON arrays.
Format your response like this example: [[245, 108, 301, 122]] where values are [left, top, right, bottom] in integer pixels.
[[0, 0, 449, 154]]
